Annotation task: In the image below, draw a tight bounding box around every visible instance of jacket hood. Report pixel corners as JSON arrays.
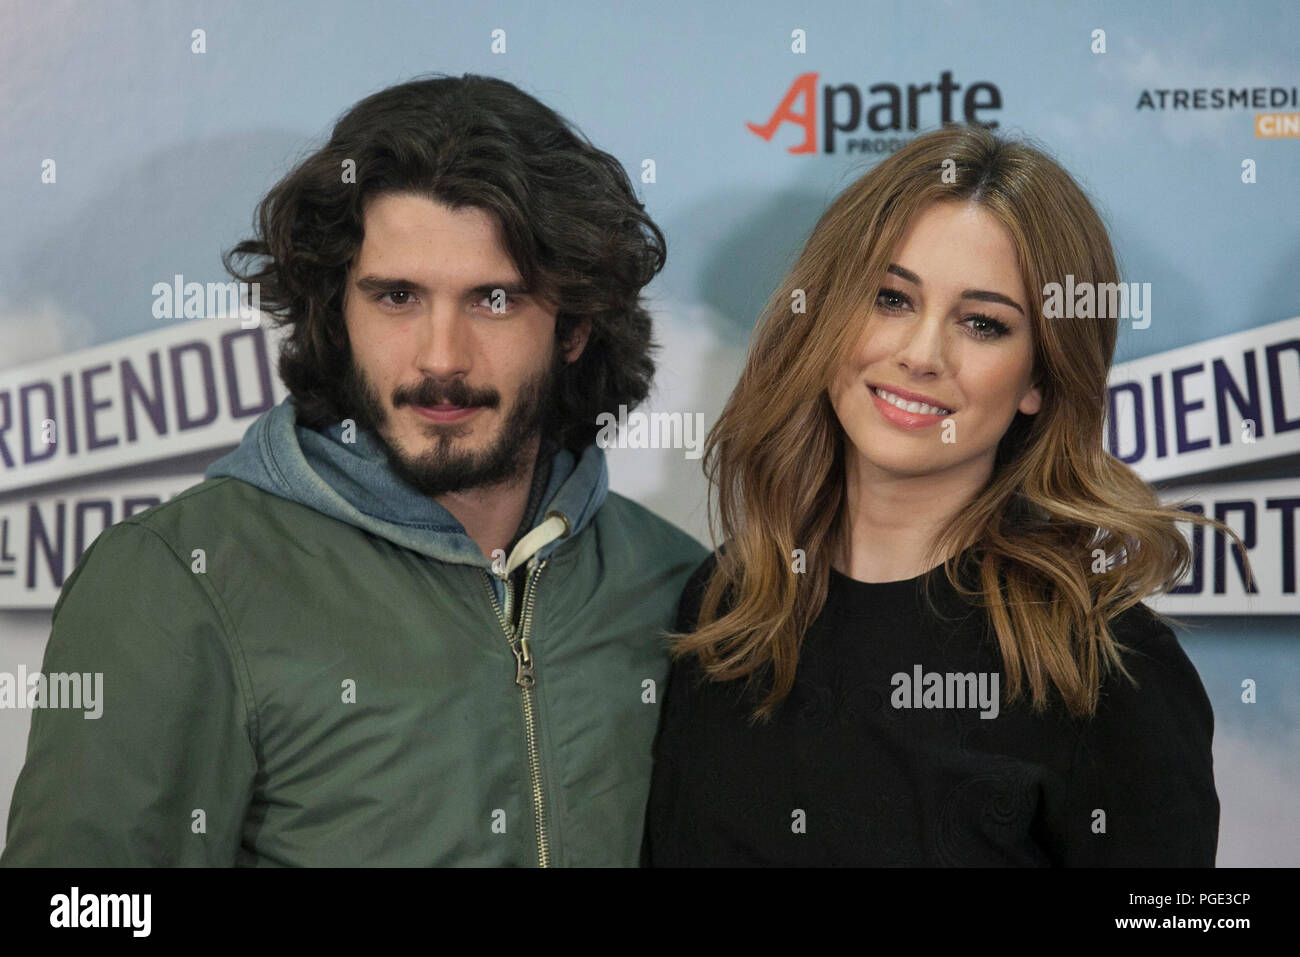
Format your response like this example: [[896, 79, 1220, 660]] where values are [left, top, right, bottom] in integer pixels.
[[204, 398, 608, 571]]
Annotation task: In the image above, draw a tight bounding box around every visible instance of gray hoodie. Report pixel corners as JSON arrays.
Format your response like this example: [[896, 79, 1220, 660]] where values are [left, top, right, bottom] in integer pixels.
[[204, 397, 610, 605]]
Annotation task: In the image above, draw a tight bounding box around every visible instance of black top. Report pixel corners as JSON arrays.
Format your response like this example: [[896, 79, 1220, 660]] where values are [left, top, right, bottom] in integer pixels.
[[644, 553, 1219, 866]]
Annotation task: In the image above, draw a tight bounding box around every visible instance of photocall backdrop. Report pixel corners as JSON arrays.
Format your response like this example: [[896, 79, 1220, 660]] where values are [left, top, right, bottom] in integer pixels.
[[0, 0, 1295, 863]]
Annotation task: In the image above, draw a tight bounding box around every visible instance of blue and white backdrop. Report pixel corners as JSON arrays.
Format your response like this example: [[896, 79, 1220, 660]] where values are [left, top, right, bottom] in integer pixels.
[[0, 0, 1296, 864]]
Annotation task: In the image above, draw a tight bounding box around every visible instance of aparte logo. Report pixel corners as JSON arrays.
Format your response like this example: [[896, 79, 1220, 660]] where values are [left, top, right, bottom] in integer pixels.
[[747, 71, 1004, 154]]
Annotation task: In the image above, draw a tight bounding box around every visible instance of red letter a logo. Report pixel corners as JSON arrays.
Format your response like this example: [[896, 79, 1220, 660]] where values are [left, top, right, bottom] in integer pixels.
[[746, 73, 819, 154]]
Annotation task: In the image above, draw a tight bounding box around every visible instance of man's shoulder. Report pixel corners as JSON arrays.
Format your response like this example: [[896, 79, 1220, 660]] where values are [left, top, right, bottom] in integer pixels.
[[120, 475, 332, 542], [595, 491, 708, 561], [61, 476, 350, 602]]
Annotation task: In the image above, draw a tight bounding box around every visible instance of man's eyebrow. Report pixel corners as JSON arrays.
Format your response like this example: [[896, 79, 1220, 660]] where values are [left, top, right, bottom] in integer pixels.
[[467, 282, 531, 298], [885, 263, 1025, 316], [353, 276, 531, 297], [354, 276, 430, 296]]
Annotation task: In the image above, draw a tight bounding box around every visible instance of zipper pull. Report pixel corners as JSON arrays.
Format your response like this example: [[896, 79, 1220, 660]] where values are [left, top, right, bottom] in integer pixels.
[[513, 641, 536, 689]]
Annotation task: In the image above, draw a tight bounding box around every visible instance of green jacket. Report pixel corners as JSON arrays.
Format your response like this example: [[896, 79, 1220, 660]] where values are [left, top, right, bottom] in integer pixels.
[[2, 400, 704, 866]]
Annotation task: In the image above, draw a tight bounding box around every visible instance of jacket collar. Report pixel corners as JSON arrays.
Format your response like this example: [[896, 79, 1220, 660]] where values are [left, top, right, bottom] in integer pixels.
[[205, 397, 608, 569]]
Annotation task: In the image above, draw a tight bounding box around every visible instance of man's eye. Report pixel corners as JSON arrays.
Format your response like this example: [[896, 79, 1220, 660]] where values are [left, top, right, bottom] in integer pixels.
[[378, 291, 413, 307], [478, 292, 518, 314]]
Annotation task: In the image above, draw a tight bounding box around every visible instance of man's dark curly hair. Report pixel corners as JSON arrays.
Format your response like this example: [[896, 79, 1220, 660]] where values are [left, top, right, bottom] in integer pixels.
[[222, 73, 666, 452]]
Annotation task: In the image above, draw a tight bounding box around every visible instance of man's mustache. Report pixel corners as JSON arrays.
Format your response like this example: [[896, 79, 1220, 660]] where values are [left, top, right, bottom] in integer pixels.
[[393, 379, 501, 409]]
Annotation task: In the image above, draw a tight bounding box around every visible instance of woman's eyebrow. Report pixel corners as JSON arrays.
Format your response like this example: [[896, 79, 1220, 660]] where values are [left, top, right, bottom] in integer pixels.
[[886, 263, 1025, 316], [886, 263, 923, 285]]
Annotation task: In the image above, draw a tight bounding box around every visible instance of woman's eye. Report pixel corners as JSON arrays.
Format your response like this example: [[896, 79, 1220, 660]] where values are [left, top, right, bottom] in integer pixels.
[[965, 314, 1011, 340], [875, 289, 1010, 340], [876, 288, 909, 310]]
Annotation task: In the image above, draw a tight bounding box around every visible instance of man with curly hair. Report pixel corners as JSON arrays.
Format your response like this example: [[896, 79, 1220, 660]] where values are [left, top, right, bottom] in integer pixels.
[[3, 75, 704, 867]]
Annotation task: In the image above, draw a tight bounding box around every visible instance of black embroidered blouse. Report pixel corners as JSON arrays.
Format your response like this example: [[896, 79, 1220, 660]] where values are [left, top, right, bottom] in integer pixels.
[[644, 554, 1219, 866]]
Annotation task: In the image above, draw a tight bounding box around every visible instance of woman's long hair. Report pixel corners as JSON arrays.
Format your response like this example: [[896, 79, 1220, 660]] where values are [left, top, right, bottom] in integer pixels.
[[676, 124, 1251, 721]]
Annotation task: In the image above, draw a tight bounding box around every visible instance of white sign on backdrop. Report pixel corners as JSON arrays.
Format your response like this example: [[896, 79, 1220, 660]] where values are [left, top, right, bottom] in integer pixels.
[[2, 317, 1297, 612], [0, 473, 209, 609], [0, 321, 288, 496], [1147, 476, 1300, 616], [1105, 316, 1300, 483]]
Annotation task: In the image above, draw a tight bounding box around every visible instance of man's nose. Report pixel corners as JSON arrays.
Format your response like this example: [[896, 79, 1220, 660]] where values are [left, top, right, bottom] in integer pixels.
[[414, 301, 473, 379]]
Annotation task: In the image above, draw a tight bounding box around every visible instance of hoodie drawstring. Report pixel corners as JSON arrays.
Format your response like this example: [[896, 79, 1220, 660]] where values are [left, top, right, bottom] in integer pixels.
[[503, 511, 571, 577]]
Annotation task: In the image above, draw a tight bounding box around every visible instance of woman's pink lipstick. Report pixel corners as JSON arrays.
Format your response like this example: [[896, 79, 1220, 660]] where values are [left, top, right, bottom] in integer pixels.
[[869, 387, 951, 431]]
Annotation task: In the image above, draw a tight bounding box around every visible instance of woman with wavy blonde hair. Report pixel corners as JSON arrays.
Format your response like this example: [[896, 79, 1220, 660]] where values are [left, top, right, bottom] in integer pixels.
[[644, 124, 1248, 867]]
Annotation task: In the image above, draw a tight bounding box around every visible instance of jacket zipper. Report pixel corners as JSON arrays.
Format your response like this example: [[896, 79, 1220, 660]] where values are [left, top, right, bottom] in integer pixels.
[[480, 560, 550, 867]]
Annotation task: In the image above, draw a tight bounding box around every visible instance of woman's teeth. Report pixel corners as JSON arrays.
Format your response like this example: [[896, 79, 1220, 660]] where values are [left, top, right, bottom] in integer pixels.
[[873, 387, 951, 416]]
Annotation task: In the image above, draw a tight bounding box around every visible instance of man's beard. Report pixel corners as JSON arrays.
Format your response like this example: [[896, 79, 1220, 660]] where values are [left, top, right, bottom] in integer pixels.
[[340, 350, 561, 498]]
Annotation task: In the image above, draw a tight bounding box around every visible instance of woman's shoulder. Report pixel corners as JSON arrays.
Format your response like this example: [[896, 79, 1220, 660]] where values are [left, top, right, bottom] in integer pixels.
[[1107, 601, 1196, 674], [1095, 600, 1213, 733], [675, 550, 723, 634]]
